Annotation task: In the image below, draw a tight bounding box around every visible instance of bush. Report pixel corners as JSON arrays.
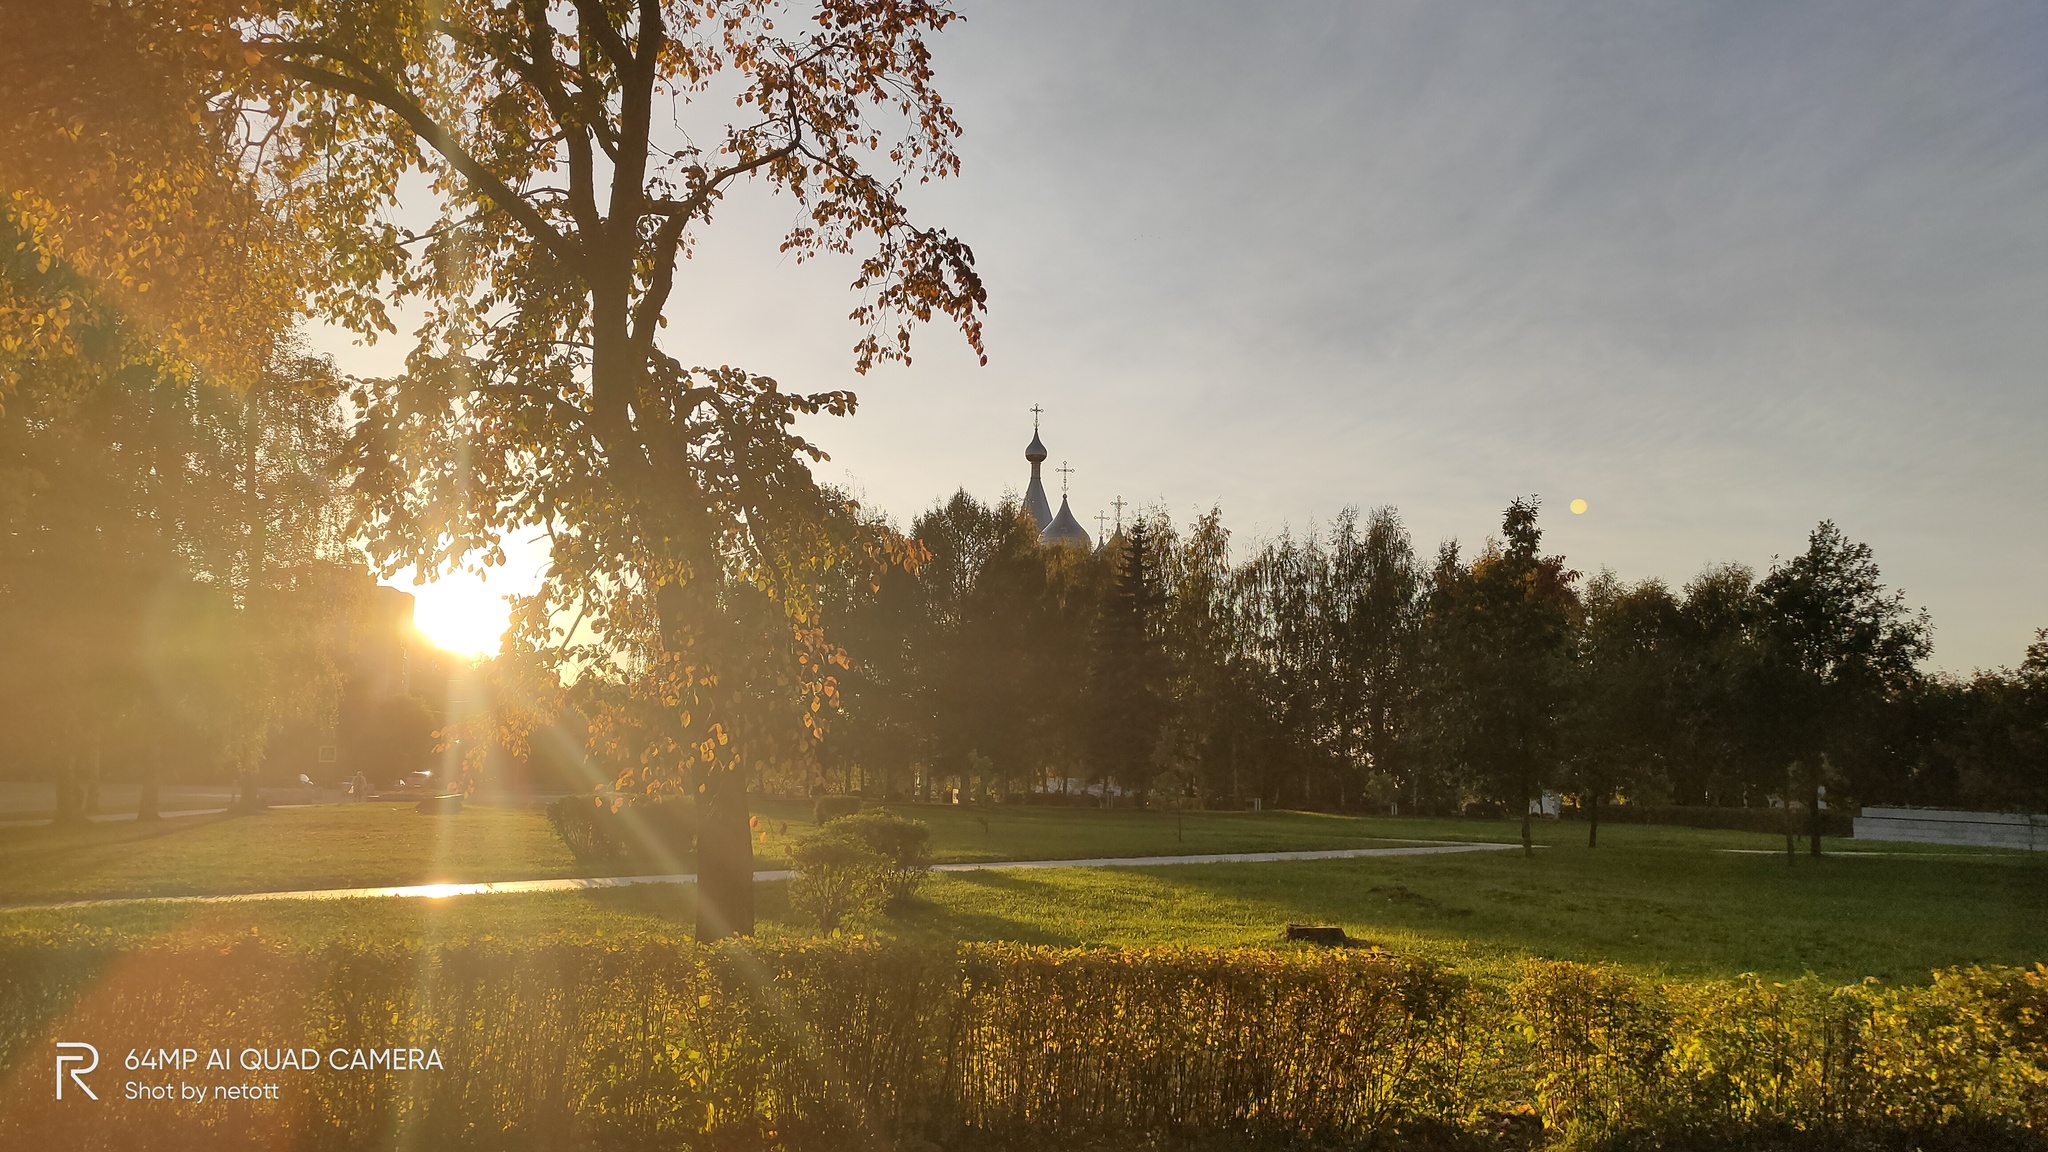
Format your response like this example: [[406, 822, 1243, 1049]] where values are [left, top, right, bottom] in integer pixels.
[[0, 939, 2041, 1151], [832, 809, 933, 905], [787, 829, 891, 931], [544, 794, 694, 869]]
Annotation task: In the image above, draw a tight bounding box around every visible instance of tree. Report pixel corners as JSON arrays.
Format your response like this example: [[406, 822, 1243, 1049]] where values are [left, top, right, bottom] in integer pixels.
[[1666, 564, 1764, 808], [123, 0, 994, 939], [1157, 507, 1248, 801], [0, 1, 299, 396], [1564, 573, 1681, 846], [1327, 507, 1422, 813], [1752, 521, 1931, 857], [1088, 518, 1168, 805], [1420, 499, 1579, 855], [1241, 531, 1329, 807], [0, 220, 358, 808]]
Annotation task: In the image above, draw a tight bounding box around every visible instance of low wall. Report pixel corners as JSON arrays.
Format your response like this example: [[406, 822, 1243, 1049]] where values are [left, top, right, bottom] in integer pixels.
[[1854, 807, 2047, 851]]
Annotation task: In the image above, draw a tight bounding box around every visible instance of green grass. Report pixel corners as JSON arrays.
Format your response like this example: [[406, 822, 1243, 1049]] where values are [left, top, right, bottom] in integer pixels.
[[0, 799, 1487, 903], [753, 795, 1495, 862], [3, 801, 2041, 984], [0, 804, 580, 902]]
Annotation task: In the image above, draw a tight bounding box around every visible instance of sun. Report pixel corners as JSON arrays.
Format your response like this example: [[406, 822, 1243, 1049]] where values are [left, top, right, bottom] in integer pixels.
[[1569, 498, 1588, 515], [401, 573, 512, 658]]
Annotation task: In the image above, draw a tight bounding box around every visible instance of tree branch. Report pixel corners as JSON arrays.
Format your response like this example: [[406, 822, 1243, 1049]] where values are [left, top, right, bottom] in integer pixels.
[[263, 47, 582, 272]]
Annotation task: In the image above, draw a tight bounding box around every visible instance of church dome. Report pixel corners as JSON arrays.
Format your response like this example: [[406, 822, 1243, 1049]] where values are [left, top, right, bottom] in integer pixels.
[[1025, 430, 1047, 463], [1042, 495, 1093, 549]]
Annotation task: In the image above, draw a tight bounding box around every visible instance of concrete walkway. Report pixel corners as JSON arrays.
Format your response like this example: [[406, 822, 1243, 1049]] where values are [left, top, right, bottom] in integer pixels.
[[0, 803, 339, 830], [1, 841, 1522, 913]]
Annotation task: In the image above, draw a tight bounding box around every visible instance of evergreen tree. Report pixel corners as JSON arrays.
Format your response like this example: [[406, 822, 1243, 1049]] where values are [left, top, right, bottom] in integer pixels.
[[1088, 520, 1169, 806]]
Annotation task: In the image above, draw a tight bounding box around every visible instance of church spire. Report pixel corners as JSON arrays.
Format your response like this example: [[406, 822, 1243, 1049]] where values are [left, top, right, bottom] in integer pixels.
[[1022, 405, 1053, 532]]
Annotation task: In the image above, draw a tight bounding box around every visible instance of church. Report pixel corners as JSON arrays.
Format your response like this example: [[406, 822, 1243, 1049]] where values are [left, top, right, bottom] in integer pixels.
[[1021, 411, 1093, 549]]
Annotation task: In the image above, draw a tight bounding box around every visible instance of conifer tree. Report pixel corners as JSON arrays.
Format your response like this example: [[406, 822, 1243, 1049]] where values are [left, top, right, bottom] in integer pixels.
[[1088, 519, 1169, 806]]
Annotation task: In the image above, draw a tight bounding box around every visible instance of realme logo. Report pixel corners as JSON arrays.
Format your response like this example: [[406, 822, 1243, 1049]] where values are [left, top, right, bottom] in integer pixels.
[[56, 1042, 98, 1100]]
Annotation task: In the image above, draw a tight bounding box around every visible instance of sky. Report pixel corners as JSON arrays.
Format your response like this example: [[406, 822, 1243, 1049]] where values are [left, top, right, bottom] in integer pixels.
[[315, 0, 2048, 672]]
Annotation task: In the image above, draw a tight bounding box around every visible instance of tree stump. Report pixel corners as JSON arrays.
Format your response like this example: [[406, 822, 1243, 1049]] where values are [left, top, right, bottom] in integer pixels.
[[1283, 924, 1351, 946]]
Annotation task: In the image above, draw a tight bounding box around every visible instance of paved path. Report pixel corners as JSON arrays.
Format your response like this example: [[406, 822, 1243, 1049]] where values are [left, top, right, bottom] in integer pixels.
[[0, 803, 339, 830], [0, 841, 1522, 913]]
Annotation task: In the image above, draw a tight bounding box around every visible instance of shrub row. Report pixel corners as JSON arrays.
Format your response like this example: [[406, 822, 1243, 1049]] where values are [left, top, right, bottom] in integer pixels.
[[0, 940, 2041, 1151]]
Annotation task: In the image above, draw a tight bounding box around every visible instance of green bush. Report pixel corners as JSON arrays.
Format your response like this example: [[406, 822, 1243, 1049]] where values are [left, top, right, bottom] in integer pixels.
[[544, 794, 694, 869], [830, 809, 932, 905], [787, 829, 890, 931], [812, 793, 862, 824]]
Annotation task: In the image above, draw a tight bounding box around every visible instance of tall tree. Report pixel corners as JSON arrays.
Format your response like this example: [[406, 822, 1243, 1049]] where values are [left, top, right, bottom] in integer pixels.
[[1326, 507, 1422, 812], [1564, 573, 1681, 846], [1666, 564, 1764, 808], [1088, 518, 1168, 805], [98, 0, 996, 939], [1421, 499, 1578, 854], [1753, 521, 1931, 856], [1157, 507, 1250, 801]]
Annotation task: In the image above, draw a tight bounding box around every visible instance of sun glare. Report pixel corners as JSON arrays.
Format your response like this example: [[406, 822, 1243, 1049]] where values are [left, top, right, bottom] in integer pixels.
[[1569, 498, 1588, 515], [399, 573, 512, 658]]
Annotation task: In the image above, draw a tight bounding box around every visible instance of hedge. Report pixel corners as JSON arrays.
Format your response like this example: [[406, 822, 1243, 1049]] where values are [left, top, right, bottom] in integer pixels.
[[0, 939, 2042, 1151]]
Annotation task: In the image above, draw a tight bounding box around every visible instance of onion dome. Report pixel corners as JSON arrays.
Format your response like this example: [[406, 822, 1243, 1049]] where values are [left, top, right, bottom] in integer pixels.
[[1023, 430, 1054, 532], [1042, 495, 1093, 549]]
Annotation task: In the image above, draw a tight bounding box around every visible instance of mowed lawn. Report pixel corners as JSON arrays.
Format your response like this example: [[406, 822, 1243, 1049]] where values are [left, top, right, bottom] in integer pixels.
[[0, 799, 1480, 903], [1, 802, 2041, 983]]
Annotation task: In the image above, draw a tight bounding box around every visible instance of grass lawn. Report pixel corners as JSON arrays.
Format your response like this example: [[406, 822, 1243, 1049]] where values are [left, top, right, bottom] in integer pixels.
[[2, 805, 2041, 984], [0, 799, 1493, 903]]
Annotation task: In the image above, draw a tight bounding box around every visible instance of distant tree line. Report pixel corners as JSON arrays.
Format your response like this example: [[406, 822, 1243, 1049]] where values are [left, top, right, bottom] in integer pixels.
[[0, 210, 459, 804], [818, 491, 2048, 837]]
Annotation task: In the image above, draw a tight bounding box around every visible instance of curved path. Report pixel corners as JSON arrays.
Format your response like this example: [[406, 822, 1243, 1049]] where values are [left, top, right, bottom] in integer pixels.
[[1, 840, 1522, 913]]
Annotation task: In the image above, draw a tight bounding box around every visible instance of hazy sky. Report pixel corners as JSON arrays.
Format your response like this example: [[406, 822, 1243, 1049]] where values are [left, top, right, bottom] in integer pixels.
[[320, 0, 2048, 671]]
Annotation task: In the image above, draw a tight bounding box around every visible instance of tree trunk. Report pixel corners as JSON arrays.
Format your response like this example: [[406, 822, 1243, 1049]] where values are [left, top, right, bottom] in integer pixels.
[[1808, 782, 1823, 857], [1784, 765, 1797, 866], [1520, 773, 1534, 857], [694, 768, 755, 941], [1587, 787, 1600, 849]]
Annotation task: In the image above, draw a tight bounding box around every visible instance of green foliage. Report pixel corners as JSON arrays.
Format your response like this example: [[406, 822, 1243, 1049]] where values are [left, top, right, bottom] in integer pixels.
[[0, 209, 361, 787], [787, 829, 891, 931], [833, 488, 2042, 822], [788, 811, 933, 930], [1087, 518, 1169, 801], [833, 809, 934, 905], [543, 796, 694, 871], [1420, 499, 1580, 844], [0, 938, 2041, 1150]]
